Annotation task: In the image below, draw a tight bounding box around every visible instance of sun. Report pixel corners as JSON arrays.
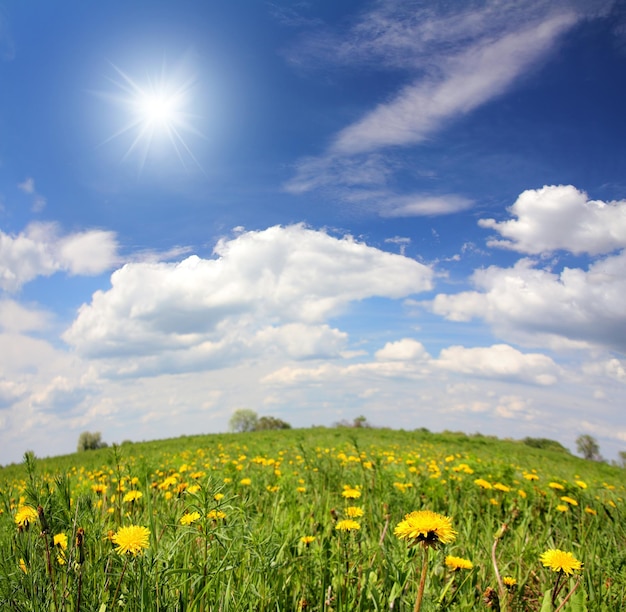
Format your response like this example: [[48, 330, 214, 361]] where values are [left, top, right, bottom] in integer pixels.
[[100, 62, 203, 172]]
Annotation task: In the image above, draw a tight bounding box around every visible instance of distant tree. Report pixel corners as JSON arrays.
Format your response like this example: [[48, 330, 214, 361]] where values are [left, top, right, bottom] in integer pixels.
[[77, 431, 108, 452], [229, 409, 259, 433], [255, 416, 292, 431], [334, 416, 372, 428], [618, 450, 626, 469], [576, 434, 600, 461], [352, 415, 370, 428]]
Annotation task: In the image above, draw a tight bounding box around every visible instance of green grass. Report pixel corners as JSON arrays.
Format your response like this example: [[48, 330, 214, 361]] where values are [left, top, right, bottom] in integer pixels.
[[0, 427, 624, 611]]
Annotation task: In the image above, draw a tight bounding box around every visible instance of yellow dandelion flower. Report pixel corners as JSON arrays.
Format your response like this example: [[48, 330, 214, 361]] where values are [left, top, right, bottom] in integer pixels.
[[335, 519, 361, 531], [240, 478, 251, 486], [341, 486, 361, 499], [575, 480, 587, 489], [111, 525, 150, 556], [493, 483, 511, 492], [394, 510, 456, 547], [548, 482, 565, 490], [584, 506, 597, 515], [159, 476, 177, 490], [540, 549, 583, 575], [300, 535, 316, 545], [556, 504, 568, 512], [123, 491, 143, 503], [560, 496, 578, 506], [180, 511, 201, 526], [518, 489, 527, 499], [19, 558, 27, 574], [296, 486, 306, 493], [523, 473, 539, 481], [53, 533, 68, 550], [445, 555, 473, 570], [474, 478, 492, 489], [345, 506, 364, 518], [214, 493, 225, 501], [207, 510, 226, 520], [14, 505, 38, 530], [91, 484, 107, 495], [503, 576, 517, 587]]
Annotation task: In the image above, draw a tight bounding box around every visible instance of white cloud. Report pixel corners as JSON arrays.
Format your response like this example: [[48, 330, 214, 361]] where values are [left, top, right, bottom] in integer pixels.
[[435, 344, 559, 385], [31, 376, 92, 413], [266, 338, 559, 387], [429, 252, 626, 353], [63, 225, 433, 374], [380, 194, 473, 217], [0, 379, 27, 409], [375, 338, 429, 361], [0, 299, 50, 333], [18, 177, 35, 194], [494, 395, 537, 420], [285, 3, 578, 209], [479, 185, 626, 255], [583, 358, 626, 383], [0, 222, 119, 291], [331, 13, 576, 155]]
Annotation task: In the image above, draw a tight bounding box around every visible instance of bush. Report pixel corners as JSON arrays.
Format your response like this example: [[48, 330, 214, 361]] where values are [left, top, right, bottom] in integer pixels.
[[522, 437, 570, 454]]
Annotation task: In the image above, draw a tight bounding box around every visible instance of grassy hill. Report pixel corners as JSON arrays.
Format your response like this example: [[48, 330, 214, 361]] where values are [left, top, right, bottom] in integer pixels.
[[1, 427, 624, 610]]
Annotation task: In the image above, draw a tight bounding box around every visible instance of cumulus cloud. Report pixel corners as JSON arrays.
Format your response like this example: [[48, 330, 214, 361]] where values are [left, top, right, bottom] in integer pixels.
[[479, 185, 626, 255], [63, 225, 433, 374], [0, 299, 50, 333], [0, 222, 119, 291], [31, 376, 92, 413], [429, 252, 626, 353], [434, 344, 559, 385], [375, 338, 429, 361], [265, 338, 558, 388], [0, 379, 27, 409]]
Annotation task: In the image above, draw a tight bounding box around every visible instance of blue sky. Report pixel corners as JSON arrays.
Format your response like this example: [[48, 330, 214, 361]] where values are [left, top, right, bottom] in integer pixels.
[[1, 0, 626, 465]]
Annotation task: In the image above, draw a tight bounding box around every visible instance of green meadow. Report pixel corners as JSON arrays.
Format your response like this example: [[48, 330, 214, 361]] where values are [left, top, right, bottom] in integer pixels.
[[0, 427, 624, 611]]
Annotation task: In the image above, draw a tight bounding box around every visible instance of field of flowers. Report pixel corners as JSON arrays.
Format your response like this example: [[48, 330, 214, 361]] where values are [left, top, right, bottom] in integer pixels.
[[0, 427, 624, 611]]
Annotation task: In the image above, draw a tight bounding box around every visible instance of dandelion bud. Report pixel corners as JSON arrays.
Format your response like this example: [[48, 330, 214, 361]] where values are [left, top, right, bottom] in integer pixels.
[[37, 505, 49, 535], [76, 527, 85, 565]]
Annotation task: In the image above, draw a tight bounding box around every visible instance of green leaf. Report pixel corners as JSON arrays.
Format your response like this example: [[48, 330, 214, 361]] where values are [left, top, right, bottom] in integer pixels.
[[540, 589, 554, 612], [564, 586, 587, 612]]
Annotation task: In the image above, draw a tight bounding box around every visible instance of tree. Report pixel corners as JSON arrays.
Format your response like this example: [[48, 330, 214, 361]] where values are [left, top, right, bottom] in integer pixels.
[[255, 416, 291, 430], [229, 409, 259, 433], [618, 450, 626, 469], [575, 434, 600, 461], [77, 431, 108, 452]]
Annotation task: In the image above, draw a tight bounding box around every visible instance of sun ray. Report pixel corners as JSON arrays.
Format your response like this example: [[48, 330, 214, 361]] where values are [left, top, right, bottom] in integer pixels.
[[98, 61, 204, 173]]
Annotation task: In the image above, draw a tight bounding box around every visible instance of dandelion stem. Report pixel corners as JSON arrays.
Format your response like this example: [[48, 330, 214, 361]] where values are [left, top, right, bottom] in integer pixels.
[[414, 544, 429, 612], [554, 575, 581, 612], [491, 524, 509, 612], [112, 556, 129, 607], [551, 571, 563, 608]]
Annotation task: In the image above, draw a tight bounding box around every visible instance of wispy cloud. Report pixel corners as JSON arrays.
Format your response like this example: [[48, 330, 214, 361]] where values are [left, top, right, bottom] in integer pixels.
[[331, 13, 577, 155], [284, 1, 583, 216]]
